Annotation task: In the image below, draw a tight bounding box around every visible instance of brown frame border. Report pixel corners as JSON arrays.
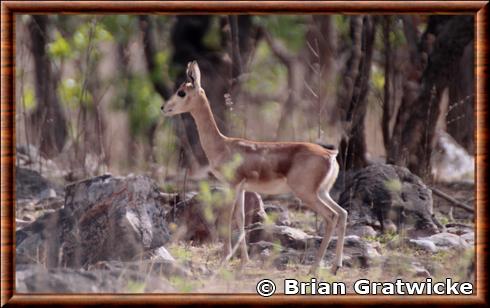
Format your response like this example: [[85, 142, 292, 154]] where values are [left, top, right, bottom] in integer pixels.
[[1, 1, 488, 306]]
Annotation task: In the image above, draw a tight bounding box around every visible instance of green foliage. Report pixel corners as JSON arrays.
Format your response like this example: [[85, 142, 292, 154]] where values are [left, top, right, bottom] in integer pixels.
[[170, 245, 193, 262], [221, 154, 243, 182], [389, 25, 407, 47], [333, 15, 350, 39], [58, 78, 93, 109], [197, 180, 233, 226], [218, 268, 233, 282], [377, 231, 399, 244], [100, 16, 134, 44], [48, 31, 72, 59], [438, 215, 449, 227], [203, 16, 222, 50], [253, 16, 307, 52], [73, 21, 112, 50], [21, 86, 36, 111], [244, 41, 287, 94], [123, 76, 164, 135], [384, 179, 402, 192], [125, 280, 146, 293], [371, 67, 385, 91], [169, 276, 198, 293], [154, 120, 178, 168]]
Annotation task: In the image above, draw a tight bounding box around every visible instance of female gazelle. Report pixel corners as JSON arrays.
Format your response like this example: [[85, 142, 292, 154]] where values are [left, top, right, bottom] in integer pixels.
[[162, 61, 347, 274]]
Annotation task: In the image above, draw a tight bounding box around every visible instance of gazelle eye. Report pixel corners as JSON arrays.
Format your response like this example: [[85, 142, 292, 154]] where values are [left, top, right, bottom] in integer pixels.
[[177, 90, 186, 98]]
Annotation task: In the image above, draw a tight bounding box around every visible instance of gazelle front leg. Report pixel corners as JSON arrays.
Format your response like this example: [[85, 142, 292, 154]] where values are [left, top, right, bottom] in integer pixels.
[[234, 187, 250, 265], [223, 181, 248, 263]]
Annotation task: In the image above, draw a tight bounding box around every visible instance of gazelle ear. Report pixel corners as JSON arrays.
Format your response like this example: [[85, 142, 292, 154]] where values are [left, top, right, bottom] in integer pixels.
[[186, 60, 201, 89]]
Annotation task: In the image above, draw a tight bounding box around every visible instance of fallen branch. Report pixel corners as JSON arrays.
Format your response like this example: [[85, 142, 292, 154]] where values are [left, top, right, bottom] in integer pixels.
[[431, 187, 474, 213]]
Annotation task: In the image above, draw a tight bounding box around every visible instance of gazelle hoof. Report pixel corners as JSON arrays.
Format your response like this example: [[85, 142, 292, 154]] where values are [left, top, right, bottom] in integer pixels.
[[331, 265, 341, 275]]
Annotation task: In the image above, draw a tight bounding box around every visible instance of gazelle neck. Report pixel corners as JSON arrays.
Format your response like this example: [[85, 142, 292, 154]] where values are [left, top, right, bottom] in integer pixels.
[[190, 95, 227, 164]]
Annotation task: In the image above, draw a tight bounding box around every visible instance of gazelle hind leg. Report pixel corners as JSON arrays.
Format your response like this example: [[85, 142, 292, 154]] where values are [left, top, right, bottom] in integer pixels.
[[296, 193, 338, 275], [320, 189, 347, 274]]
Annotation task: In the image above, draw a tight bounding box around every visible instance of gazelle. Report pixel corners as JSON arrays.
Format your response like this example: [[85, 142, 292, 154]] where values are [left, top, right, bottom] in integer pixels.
[[162, 61, 347, 274]]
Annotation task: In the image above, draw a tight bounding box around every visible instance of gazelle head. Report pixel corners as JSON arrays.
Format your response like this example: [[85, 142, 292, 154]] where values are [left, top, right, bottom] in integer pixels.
[[162, 60, 204, 116]]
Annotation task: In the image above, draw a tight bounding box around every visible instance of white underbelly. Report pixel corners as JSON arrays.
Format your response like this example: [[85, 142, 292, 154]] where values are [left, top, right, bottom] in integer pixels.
[[244, 178, 291, 195]]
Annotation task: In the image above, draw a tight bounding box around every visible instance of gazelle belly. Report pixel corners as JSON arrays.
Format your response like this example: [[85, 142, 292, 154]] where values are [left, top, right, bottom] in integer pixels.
[[244, 178, 291, 195]]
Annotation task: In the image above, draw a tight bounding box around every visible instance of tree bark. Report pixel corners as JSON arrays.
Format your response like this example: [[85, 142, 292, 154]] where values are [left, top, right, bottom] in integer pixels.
[[28, 16, 68, 158], [388, 16, 474, 178], [382, 16, 392, 151], [338, 16, 376, 171], [446, 42, 474, 154]]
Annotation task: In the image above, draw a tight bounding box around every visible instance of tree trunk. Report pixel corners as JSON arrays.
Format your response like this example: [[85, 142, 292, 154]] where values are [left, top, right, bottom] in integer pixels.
[[338, 16, 376, 171], [28, 16, 68, 158], [446, 42, 474, 154], [382, 16, 392, 151], [388, 16, 474, 178]]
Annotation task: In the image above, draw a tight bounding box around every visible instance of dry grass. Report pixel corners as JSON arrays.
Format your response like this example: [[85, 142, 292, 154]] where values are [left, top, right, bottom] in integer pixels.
[[164, 205, 474, 294]]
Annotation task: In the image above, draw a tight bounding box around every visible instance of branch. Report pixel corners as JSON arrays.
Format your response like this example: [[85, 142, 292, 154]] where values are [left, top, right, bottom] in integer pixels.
[[261, 28, 294, 65], [228, 15, 243, 83], [337, 16, 363, 119], [431, 187, 474, 213], [401, 16, 422, 66], [382, 16, 392, 150]]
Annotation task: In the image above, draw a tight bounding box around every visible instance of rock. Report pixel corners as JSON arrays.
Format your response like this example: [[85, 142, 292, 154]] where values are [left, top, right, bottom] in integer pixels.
[[406, 232, 470, 253], [248, 224, 320, 250], [419, 232, 469, 250], [248, 241, 281, 258], [16, 264, 175, 293], [264, 203, 290, 226], [16, 167, 63, 201], [166, 189, 266, 243], [445, 223, 474, 235], [410, 261, 431, 278], [16, 175, 172, 269], [270, 235, 380, 270], [16, 145, 65, 180], [408, 239, 438, 253], [431, 130, 474, 183], [348, 225, 377, 238], [16, 196, 65, 225], [16, 166, 66, 223], [16, 209, 72, 267], [460, 232, 474, 245], [325, 235, 380, 268], [339, 163, 439, 233], [247, 223, 380, 270], [88, 258, 191, 280]]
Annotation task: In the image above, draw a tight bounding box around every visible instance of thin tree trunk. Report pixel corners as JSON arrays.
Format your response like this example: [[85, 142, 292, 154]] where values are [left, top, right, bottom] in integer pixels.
[[382, 16, 392, 152], [343, 16, 377, 170], [28, 16, 68, 158]]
